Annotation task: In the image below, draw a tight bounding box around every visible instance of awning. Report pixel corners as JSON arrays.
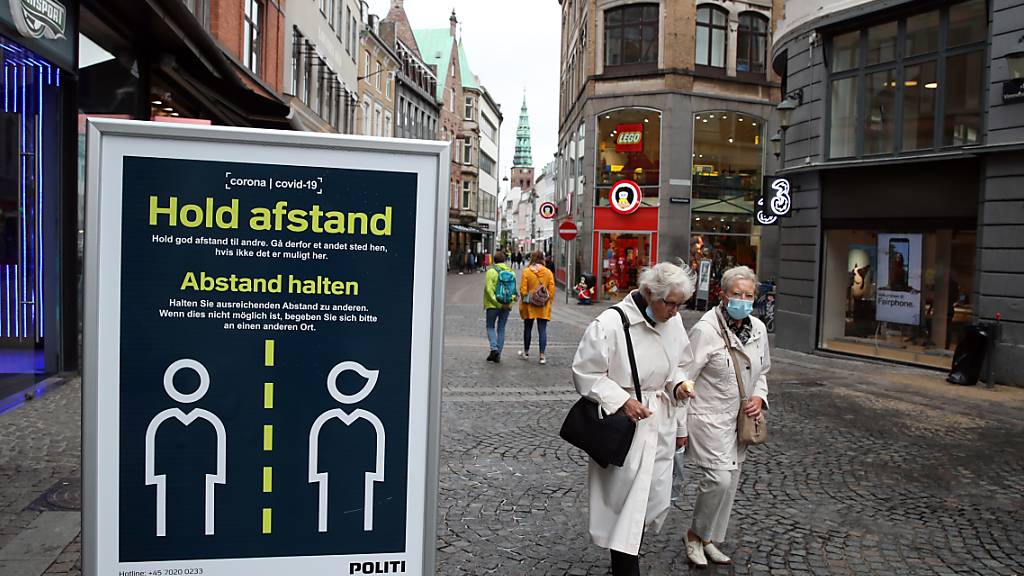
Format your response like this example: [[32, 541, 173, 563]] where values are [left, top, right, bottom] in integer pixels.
[[450, 224, 485, 234], [81, 0, 292, 129]]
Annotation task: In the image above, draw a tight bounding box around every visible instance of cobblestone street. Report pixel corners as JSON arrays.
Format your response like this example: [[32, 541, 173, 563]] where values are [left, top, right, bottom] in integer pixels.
[[2, 272, 1024, 575]]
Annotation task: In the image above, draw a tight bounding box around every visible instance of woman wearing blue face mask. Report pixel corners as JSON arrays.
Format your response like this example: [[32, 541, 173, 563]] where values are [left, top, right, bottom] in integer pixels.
[[676, 265, 770, 568]]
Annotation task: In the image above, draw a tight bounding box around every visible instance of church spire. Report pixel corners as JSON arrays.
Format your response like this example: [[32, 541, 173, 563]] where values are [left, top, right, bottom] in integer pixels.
[[513, 94, 533, 168]]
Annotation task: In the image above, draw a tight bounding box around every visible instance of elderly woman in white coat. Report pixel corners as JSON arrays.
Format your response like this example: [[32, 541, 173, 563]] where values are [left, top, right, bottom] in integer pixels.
[[571, 262, 697, 576], [677, 265, 770, 567]]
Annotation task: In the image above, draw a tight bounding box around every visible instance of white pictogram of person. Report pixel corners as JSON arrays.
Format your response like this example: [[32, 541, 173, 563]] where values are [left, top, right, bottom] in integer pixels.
[[308, 361, 385, 532], [144, 359, 227, 537]]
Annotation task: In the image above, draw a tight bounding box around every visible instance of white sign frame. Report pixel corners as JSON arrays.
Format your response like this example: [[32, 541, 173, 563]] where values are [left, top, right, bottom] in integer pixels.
[[875, 233, 923, 326], [83, 119, 449, 576]]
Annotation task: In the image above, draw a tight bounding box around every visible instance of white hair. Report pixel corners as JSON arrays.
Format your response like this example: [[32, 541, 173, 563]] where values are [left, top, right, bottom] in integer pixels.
[[638, 261, 696, 300], [721, 265, 758, 293]]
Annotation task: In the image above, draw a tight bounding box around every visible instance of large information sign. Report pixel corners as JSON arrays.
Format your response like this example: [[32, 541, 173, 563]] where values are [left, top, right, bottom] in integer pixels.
[[84, 120, 448, 576]]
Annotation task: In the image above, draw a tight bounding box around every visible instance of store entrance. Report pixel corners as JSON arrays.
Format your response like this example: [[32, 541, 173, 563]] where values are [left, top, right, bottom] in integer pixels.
[[0, 39, 51, 400], [598, 233, 651, 301]]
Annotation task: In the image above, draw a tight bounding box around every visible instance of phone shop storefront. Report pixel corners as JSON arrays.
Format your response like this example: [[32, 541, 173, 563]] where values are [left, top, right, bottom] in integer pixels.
[[818, 226, 977, 369]]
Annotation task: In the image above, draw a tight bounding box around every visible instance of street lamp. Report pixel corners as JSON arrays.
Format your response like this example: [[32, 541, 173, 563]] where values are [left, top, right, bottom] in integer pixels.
[[770, 129, 783, 159]]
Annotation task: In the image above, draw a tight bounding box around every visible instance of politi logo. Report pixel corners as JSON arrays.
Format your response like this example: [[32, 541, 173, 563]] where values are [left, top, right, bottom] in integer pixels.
[[10, 0, 66, 40]]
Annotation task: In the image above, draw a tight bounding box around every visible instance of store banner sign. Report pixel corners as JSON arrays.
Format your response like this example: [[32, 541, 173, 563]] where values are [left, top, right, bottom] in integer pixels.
[[614, 123, 644, 152], [84, 120, 448, 576], [875, 233, 922, 325], [0, 0, 77, 71], [754, 177, 791, 225]]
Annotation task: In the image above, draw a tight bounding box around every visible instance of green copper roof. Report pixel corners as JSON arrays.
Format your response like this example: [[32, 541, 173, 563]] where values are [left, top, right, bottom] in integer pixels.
[[413, 28, 454, 101], [458, 42, 478, 90], [513, 97, 533, 167]]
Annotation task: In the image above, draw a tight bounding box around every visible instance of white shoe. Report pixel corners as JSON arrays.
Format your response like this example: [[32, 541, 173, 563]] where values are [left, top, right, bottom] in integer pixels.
[[703, 542, 731, 565], [517, 350, 529, 360], [685, 537, 707, 567]]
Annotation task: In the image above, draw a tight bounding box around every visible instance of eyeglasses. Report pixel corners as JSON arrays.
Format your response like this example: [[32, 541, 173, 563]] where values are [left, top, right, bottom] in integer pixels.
[[659, 298, 684, 310]]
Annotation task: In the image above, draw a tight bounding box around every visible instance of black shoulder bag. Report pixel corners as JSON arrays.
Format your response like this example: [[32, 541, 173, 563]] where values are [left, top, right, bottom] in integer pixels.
[[559, 306, 643, 468]]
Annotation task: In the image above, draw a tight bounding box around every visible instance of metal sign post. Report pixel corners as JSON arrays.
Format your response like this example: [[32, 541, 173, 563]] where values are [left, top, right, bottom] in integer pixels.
[[83, 120, 448, 576]]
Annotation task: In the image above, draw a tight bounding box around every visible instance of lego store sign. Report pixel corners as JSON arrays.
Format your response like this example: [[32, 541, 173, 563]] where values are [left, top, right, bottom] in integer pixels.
[[615, 124, 644, 152]]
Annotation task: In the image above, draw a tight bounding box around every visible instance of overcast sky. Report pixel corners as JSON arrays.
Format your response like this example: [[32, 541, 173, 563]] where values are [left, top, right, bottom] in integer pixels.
[[367, 0, 561, 188]]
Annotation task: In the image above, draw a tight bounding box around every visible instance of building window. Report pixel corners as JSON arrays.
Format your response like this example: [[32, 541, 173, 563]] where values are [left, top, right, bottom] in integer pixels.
[[243, 0, 262, 75], [690, 111, 764, 296], [302, 41, 313, 105], [384, 111, 392, 137], [463, 138, 472, 164], [362, 98, 371, 134], [480, 151, 496, 176], [385, 71, 391, 99], [375, 62, 382, 90], [374, 105, 383, 136], [464, 96, 474, 120], [183, 0, 209, 28], [695, 5, 727, 69], [462, 181, 473, 210], [364, 51, 371, 80], [450, 88, 455, 112], [595, 108, 661, 206], [343, 6, 351, 50], [604, 3, 658, 71], [481, 115, 497, 141], [737, 12, 768, 76], [351, 15, 358, 61], [826, 0, 986, 158], [291, 28, 303, 96]]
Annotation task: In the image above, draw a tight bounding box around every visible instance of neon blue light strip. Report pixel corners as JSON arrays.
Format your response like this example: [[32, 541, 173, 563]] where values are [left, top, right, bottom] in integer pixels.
[[37, 65, 42, 339], [20, 64, 27, 338], [3, 266, 7, 337]]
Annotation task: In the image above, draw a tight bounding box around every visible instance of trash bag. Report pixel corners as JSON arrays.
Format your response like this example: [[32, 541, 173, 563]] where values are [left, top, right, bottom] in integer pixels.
[[947, 324, 990, 386], [671, 447, 688, 502]]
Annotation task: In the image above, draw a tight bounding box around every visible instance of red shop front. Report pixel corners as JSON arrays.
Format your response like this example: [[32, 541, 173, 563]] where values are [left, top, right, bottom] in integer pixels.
[[591, 206, 658, 301]]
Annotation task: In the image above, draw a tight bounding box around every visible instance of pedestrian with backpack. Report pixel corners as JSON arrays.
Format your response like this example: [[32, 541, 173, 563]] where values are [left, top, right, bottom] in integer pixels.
[[518, 250, 556, 365], [484, 251, 518, 362]]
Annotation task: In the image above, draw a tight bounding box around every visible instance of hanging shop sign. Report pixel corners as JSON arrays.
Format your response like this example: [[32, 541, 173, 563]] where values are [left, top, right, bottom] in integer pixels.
[[538, 201, 557, 219], [875, 233, 923, 325], [755, 176, 792, 225], [614, 123, 644, 152], [83, 119, 448, 576], [697, 259, 712, 300], [608, 179, 642, 215], [0, 0, 77, 71]]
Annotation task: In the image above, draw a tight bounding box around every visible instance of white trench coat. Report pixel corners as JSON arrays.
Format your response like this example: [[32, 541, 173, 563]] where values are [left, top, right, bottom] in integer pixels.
[[678, 307, 770, 470], [571, 292, 693, 555]]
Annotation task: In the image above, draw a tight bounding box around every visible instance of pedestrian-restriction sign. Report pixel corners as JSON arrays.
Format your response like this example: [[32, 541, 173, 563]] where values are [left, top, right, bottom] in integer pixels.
[[608, 180, 642, 215], [83, 120, 448, 576], [539, 201, 557, 219], [558, 220, 578, 241]]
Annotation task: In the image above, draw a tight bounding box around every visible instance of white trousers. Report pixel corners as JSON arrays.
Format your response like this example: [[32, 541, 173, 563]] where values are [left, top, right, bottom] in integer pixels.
[[690, 463, 742, 543]]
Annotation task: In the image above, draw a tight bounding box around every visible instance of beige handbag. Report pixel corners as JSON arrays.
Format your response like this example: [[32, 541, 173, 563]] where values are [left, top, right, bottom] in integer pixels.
[[715, 309, 768, 445]]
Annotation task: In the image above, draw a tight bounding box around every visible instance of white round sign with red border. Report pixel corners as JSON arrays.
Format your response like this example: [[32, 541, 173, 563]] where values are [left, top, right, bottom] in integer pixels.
[[539, 201, 557, 219], [609, 180, 642, 215]]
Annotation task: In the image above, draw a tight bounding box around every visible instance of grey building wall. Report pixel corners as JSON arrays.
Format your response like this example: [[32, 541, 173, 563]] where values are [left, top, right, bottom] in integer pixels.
[[771, 0, 1024, 384]]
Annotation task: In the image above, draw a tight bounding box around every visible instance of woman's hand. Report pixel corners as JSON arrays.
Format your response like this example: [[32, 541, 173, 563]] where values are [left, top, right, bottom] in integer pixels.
[[674, 380, 696, 401], [676, 436, 688, 449], [743, 396, 764, 419], [620, 398, 652, 423]]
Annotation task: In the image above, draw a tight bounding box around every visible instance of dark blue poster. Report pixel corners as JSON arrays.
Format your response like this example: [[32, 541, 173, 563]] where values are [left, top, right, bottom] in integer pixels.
[[117, 156, 417, 562]]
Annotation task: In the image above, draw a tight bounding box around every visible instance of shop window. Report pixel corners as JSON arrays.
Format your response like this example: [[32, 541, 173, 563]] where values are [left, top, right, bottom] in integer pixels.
[[737, 12, 768, 76], [604, 3, 658, 73], [944, 51, 984, 146], [820, 229, 976, 370], [905, 11, 939, 57], [690, 111, 764, 293], [244, 0, 262, 75], [826, 1, 985, 158], [599, 233, 651, 301], [695, 5, 727, 69], [595, 108, 661, 206], [865, 69, 896, 154], [902, 61, 938, 150]]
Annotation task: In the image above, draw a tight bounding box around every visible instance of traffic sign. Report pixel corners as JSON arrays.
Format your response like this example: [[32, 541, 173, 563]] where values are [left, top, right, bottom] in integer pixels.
[[558, 220, 578, 240], [539, 201, 557, 219]]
